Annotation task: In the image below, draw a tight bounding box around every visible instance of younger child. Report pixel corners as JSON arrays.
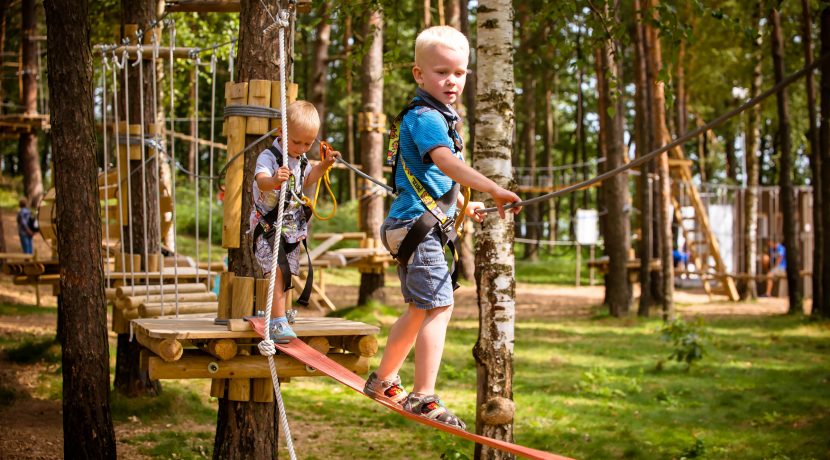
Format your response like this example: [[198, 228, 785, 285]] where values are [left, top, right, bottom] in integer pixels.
[[16, 198, 34, 255], [250, 100, 339, 342], [363, 26, 521, 430]]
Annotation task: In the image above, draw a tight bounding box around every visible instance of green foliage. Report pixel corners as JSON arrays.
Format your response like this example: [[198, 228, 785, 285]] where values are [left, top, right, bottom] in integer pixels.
[[575, 367, 643, 398], [127, 430, 213, 459], [173, 184, 224, 245], [659, 316, 710, 369]]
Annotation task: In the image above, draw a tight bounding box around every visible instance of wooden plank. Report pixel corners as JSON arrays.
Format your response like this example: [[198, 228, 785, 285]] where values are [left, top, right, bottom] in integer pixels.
[[307, 234, 344, 261], [217, 271, 234, 320], [139, 302, 218, 318], [122, 291, 217, 310], [230, 276, 254, 319], [133, 316, 379, 340], [116, 282, 208, 298], [135, 329, 183, 362], [147, 350, 367, 379], [246, 80, 272, 135], [222, 81, 248, 248], [251, 378, 274, 402], [197, 339, 238, 361], [269, 81, 299, 130], [313, 232, 366, 240]]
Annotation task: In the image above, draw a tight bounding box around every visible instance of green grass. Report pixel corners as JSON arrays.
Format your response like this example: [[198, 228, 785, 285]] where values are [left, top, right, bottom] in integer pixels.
[[0, 302, 57, 316], [2, 292, 829, 458]]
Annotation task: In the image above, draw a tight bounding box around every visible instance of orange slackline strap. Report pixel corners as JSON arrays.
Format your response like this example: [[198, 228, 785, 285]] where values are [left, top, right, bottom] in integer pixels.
[[246, 318, 574, 460]]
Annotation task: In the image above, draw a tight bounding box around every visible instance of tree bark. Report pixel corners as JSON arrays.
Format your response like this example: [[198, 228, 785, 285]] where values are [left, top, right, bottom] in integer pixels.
[[0, 0, 10, 116], [597, 0, 632, 317], [741, 2, 763, 301], [632, 0, 654, 316], [114, 0, 161, 398], [675, 40, 687, 137], [544, 66, 557, 245], [19, 0, 43, 207], [309, 1, 331, 139], [215, 0, 281, 457], [473, 2, 515, 458], [770, 8, 804, 314], [44, 0, 117, 455], [646, 0, 674, 321], [357, 10, 385, 305], [520, 6, 538, 261], [819, 6, 830, 318], [803, 0, 822, 311]]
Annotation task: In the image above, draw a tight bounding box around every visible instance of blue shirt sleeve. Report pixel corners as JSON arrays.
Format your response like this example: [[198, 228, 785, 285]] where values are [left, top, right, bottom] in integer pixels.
[[410, 109, 453, 164]]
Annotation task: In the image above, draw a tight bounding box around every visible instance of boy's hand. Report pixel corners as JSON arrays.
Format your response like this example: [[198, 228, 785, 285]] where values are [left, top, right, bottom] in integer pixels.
[[490, 188, 522, 219], [273, 165, 291, 185], [465, 201, 486, 223], [322, 148, 341, 168]]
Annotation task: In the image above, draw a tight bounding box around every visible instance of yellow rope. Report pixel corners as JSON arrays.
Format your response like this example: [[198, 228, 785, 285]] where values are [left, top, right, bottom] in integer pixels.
[[302, 141, 337, 221], [455, 186, 470, 233]]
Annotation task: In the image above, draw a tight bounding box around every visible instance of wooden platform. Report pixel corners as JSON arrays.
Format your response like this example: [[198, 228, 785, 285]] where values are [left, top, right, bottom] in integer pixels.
[[0, 114, 50, 134], [106, 267, 212, 285], [133, 316, 379, 340]]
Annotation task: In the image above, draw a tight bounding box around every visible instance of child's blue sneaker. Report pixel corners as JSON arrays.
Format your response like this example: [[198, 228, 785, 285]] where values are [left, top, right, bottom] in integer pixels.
[[269, 319, 297, 343]]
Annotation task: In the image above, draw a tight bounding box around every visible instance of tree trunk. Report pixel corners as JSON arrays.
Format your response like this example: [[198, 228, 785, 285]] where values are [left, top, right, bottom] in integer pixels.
[[544, 66, 557, 245], [646, 0, 674, 321], [19, 0, 43, 207], [344, 15, 356, 201], [423, 0, 431, 28], [803, 0, 823, 311], [456, 0, 476, 282], [215, 0, 282, 457], [520, 7, 538, 261], [741, 1, 763, 301], [597, 1, 632, 317], [446, 0, 460, 29], [114, 0, 162, 398], [725, 130, 738, 182], [632, 0, 654, 316], [576, 31, 588, 211], [309, 1, 331, 139], [675, 40, 687, 137], [770, 8, 804, 314], [819, 6, 830, 318], [44, 0, 117, 455], [473, 2, 515, 458], [357, 10, 385, 305], [188, 66, 197, 182], [0, 0, 10, 116]]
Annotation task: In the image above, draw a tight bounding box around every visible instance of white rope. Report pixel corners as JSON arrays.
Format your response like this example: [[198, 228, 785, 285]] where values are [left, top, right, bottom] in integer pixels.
[[193, 54, 201, 284], [122, 46, 137, 295], [151, 30, 166, 312], [168, 21, 181, 317], [101, 51, 111, 280], [135, 36, 151, 298], [112, 50, 127, 288], [261, 10, 296, 460], [208, 50, 217, 284]]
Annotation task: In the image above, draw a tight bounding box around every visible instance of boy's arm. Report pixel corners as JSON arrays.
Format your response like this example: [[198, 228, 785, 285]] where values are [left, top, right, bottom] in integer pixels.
[[256, 166, 291, 192], [431, 147, 521, 218]]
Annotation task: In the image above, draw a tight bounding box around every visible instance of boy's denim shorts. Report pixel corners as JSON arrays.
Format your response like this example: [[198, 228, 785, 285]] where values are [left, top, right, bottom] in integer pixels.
[[254, 234, 300, 276], [381, 217, 453, 310]]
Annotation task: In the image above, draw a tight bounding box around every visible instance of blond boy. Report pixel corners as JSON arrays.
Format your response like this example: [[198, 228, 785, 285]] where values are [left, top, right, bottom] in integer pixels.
[[364, 26, 521, 430]]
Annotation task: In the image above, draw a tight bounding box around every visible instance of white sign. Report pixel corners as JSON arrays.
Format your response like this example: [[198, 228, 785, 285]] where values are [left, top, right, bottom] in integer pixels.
[[576, 209, 599, 245]]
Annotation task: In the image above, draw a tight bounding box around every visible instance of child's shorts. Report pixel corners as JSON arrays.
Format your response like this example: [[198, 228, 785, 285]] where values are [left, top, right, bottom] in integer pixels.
[[381, 217, 453, 310], [254, 234, 301, 276]]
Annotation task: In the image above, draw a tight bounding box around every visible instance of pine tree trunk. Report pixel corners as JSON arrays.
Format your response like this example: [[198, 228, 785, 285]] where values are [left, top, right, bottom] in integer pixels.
[[0, 0, 9, 115], [44, 0, 117, 455], [520, 6, 538, 261], [770, 8, 804, 314], [215, 0, 282, 457], [819, 6, 830, 318], [19, 0, 43, 207], [742, 2, 763, 301], [598, 1, 632, 317], [114, 0, 162, 397], [632, 0, 654, 316], [675, 40, 687, 136], [344, 15, 356, 201], [646, 0, 674, 320], [357, 10, 385, 305], [473, 2, 516, 458], [803, 0, 822, 311], [309, 1, 330, 139]]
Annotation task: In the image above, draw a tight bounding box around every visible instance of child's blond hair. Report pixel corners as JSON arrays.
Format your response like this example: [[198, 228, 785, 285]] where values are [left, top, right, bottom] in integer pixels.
[[414, 26, 469, 66], [286, 100, 321, 135]]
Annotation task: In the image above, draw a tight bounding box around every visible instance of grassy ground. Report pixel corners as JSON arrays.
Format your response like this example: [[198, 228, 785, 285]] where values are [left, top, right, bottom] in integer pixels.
[[1, 296, 828, 459]]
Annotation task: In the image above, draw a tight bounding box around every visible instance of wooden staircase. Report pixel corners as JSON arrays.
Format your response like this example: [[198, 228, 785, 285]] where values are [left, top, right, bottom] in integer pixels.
[[669, 158, 739, 301]]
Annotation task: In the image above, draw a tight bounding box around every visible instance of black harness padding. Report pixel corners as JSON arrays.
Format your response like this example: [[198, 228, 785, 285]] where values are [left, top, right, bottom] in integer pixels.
[[251, 147, 314, 306], [387, 95, 465, 291]]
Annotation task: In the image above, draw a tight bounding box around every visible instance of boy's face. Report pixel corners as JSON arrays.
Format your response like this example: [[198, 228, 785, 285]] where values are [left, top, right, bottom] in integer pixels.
[[286, 126, 318, 158], [413, 44, 468, 105]]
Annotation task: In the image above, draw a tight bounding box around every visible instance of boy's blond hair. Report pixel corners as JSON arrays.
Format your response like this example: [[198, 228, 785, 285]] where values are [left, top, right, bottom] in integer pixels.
[[414, 26, 469, 66], [286, 100, 321, 135]]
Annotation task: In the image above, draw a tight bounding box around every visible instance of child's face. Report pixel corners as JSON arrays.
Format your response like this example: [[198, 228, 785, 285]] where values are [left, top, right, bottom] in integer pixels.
[[286, 126, 318, 158], [413, 44, 468, 105]]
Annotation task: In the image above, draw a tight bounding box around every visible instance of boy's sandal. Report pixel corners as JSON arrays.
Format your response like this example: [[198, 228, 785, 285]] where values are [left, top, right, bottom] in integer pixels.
[[404, 394, 467, 431], [363, 372, 409, 406]]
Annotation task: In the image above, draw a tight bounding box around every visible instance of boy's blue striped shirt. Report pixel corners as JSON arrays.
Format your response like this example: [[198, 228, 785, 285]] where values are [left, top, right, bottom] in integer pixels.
[[387, 97, 463, 221]]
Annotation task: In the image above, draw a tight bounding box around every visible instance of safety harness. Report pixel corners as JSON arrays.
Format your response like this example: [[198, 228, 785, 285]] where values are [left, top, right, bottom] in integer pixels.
[[252, 146, 314, 306], [386, 92, 468, 290]]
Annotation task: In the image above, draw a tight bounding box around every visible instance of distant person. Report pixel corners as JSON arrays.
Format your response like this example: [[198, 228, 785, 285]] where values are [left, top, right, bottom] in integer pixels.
[[764, 240, 786, 297], [16, 198, 34, 255]]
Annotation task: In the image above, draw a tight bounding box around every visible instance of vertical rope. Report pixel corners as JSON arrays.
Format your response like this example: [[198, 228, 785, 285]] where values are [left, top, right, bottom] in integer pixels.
[[123, 46, 137, 295], [151, 30, 165, 313], [101, 51, 111, 280], [112, 50, 127, 288], [169, 22, 181, 317], [208, 50, 217, 281], [263, 11, 297, 460], [135, 35, 151, 298]]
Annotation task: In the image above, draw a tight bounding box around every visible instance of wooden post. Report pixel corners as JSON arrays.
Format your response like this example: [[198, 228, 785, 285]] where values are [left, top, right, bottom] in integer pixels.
[[269, 80, 299, 131], [575, 242, 581, 287], [230, 276, 254, 318], [255, 278, 269, 315], [217, 271, 234, 320], [135, 332, 183, 362], [589, 244, 595, 286], [198, 339, 238, 360], [222, 82, 248, 248]]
